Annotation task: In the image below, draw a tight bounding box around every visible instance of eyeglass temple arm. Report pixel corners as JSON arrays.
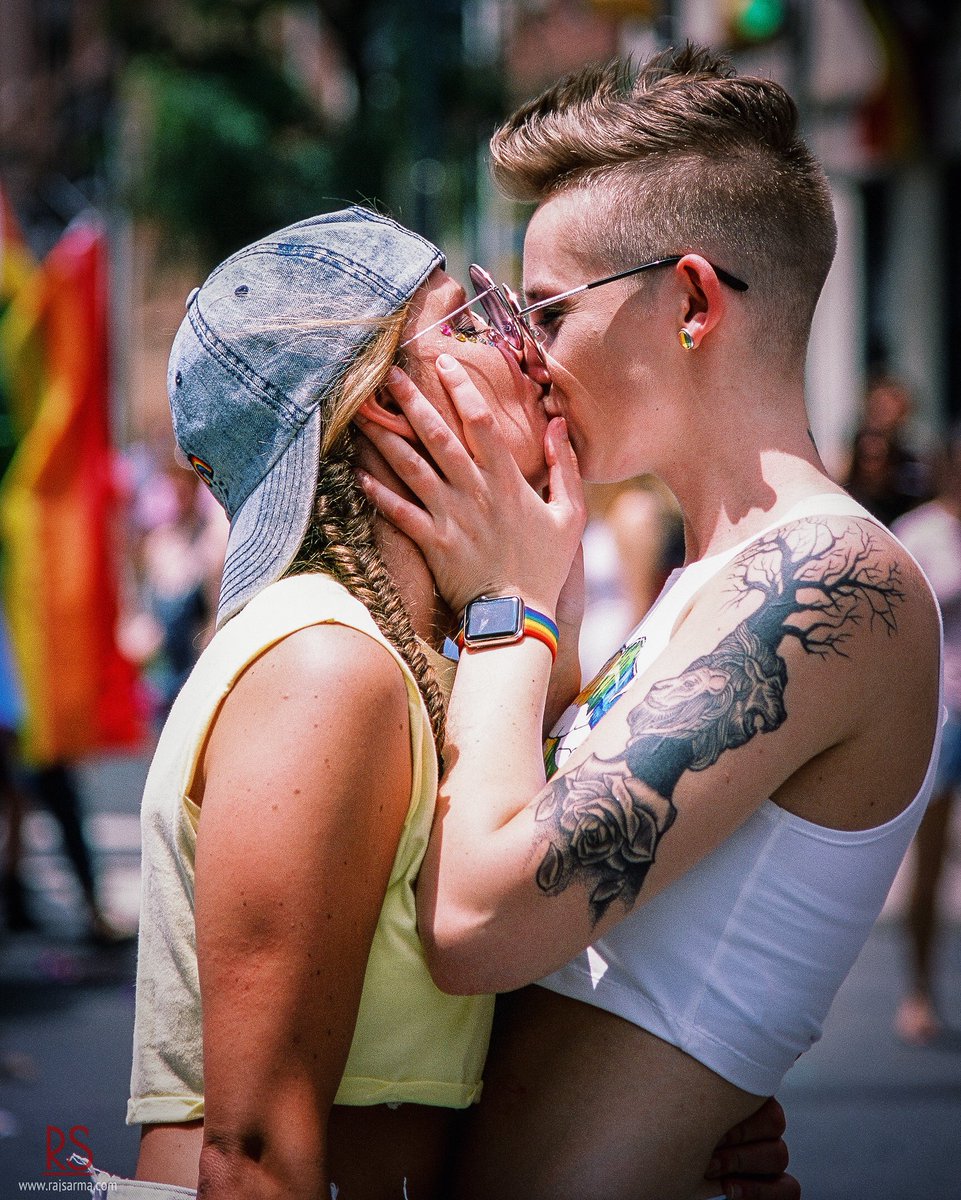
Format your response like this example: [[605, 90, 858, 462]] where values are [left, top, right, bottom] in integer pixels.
[[400, 285, 500, 348], [518, 257, 747, 316]]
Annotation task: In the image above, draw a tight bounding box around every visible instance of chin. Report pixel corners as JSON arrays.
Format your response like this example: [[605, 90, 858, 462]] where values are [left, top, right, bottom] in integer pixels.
[[580, 458, 625, 486]]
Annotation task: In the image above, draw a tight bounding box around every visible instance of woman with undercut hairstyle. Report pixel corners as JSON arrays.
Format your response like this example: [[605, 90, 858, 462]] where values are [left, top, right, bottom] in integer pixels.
[[360, 46, 943, 1200]]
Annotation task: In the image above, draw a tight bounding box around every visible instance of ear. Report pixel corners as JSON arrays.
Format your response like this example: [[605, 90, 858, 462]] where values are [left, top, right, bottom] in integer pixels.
[[674, 254, 726, 350], [355, 391, 418, 442]]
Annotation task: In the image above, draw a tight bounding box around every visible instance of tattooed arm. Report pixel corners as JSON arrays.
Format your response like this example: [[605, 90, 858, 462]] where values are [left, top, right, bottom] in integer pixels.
[[417, 516, 940, 994], [356, 359, 939, 994]]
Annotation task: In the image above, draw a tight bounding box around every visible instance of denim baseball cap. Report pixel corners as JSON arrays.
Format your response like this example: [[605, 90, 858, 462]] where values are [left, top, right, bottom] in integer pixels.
[[167, 205, 444, 626]]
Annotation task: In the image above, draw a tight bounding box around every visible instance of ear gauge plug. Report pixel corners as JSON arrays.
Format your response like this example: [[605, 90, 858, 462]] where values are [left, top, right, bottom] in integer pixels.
[[678, 329, 695, 351]]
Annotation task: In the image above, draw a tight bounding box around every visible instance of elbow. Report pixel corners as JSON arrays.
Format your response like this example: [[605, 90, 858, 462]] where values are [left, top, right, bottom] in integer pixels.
[[198, 1138, 244, 1199], [198, 1137, 260, 1200], [419, 908, 534, 996], [199, 1126, 325, 1200], [423, 937, 489, 996]]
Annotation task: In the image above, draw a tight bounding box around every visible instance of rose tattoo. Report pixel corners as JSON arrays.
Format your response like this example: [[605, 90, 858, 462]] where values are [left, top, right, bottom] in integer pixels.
[[536, 765, 676, 915]]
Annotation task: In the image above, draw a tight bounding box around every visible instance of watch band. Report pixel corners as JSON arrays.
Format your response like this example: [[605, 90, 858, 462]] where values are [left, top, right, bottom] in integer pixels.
[[456, 604, 559, 662], [521, 608, 560, 661]]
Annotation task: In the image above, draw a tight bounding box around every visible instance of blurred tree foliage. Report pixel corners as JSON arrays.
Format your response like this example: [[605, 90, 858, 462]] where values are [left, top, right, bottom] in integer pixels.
[[110, 0, 505, 269]]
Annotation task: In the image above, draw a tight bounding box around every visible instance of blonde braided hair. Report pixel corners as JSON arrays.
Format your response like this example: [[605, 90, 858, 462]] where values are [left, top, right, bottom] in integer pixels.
[[283, 306, 447, 756]]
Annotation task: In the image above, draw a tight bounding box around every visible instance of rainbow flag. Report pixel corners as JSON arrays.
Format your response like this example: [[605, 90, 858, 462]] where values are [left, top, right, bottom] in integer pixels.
[[0, 186, 41, 471], [0, 186, 34, 302], [0, 213, 145, 763]]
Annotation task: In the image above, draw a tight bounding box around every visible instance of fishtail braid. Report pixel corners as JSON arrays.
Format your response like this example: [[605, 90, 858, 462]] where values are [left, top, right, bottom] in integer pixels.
[[285, 445, 448, 758]]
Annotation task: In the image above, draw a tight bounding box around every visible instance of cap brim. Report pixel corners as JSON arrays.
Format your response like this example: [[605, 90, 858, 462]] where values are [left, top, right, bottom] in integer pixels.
[[216, 404, 322, 628]]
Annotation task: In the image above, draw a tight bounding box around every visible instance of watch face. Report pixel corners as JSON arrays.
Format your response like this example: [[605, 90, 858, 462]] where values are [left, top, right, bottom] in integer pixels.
[[465, 596, 523, 642]]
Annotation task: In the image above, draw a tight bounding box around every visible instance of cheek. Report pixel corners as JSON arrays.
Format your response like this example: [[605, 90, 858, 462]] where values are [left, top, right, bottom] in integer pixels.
[[551, 312, 647, 403], [508, 419, 549, 488], [461, 354, 544, 425], [448, 351, 549, 485]]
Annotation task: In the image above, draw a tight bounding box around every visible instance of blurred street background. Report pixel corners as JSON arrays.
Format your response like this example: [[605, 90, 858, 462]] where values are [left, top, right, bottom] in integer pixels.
[[0, 0, 960, 1196]]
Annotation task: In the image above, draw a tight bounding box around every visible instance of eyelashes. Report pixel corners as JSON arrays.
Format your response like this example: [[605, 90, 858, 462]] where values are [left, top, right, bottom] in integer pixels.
[[531, 303, 566, 325], [440, 317, 496, 346]]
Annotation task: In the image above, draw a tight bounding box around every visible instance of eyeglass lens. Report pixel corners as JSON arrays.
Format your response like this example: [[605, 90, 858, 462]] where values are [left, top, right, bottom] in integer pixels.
[[469, 266, 522, 350], [469, 265, 550, 388]]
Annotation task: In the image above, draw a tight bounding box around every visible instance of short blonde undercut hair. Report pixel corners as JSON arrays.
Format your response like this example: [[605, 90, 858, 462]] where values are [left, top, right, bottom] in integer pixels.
[[491, 45, 837, 360]]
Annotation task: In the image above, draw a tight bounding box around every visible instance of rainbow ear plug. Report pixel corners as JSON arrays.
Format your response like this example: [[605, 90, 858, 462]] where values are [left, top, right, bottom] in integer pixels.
[[678, 329, 695, 351]]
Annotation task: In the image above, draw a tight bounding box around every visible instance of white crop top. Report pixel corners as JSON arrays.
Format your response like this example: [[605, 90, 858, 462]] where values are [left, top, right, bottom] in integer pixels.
[[539, 494, 943, 1095]]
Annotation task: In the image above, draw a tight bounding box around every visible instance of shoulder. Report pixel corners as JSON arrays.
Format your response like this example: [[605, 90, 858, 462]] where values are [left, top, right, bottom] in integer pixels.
[[239, 621, 410, 730], [718, 510, 936, 643], [643, 511, 938, 738], [200, 620, 412, 804], [225, 575, 408, 704], [698, 511, 939, 732]]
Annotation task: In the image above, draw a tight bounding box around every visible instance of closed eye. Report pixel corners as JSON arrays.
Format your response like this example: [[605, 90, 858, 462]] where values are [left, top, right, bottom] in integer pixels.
[[529, 306, 565, 343], [448, 312, 490, 341]]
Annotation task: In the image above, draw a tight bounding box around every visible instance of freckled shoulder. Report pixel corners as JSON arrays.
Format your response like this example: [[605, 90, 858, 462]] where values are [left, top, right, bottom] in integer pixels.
[[242, 621, 412, 719], [200, 621, 414, 805]]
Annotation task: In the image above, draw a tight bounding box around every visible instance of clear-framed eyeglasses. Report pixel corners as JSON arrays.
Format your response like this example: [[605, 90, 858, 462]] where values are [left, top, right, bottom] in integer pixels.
[[517, 255, 748, 319], [401, 264, 552, 392], [401, 254, 747, 391]]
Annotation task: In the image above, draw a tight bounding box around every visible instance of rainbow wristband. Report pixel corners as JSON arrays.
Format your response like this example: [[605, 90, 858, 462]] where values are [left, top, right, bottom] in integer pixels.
[[523, 608, 560, 662]]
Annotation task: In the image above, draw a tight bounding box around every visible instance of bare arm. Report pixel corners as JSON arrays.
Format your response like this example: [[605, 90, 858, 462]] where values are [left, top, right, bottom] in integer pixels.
[[193, 624, 412, 1200], [359, 362, 939, 996], [428, 516, 942, 992]]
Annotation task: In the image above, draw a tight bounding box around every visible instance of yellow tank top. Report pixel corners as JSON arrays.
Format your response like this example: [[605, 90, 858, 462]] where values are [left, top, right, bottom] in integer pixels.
[[127, 573, 494, 1124]]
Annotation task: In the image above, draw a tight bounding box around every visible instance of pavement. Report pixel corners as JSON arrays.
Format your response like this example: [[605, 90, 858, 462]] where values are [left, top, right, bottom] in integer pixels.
[[0, 752, 959, 1198]]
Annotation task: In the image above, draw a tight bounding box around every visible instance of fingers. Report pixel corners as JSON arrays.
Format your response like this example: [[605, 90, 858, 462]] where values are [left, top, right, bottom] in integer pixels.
[[706, 1099, 794, 1200], [357, 361, 581, 615], [380, 366, 482, 493], [544, 417, 586, 530], [355, 469, 435, 548], [555, 544, 586, 633], [434, 355, 523, 477], [356, 412, 449, 514], [716, 1097, 787, 1148], [705, 1138, 790, 1180]]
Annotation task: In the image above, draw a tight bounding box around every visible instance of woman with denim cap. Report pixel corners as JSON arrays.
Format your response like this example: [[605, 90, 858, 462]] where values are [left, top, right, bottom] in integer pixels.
[[92, 207, 791, 1200]]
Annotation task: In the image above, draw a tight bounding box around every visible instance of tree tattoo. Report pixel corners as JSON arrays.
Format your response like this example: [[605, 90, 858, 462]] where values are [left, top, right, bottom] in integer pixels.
[[535, 519, 905, 923]]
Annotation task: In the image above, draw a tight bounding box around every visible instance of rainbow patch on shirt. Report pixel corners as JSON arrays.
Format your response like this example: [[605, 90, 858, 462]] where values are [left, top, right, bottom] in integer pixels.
[[544, 636, 646, 778], [188, 454, 214, 489]]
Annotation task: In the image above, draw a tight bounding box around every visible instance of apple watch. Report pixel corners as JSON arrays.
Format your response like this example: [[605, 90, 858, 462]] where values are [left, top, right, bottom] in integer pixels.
[[456, 595, 559, 661]]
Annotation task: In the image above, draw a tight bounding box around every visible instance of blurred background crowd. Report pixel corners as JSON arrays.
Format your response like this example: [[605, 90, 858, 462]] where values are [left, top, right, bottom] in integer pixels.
[[0, 0, 959, 1195]]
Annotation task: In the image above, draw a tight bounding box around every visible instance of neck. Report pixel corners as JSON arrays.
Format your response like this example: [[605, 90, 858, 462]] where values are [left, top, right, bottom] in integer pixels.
[[656, 367, 841, 563], [374, 519, 458, 649]]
